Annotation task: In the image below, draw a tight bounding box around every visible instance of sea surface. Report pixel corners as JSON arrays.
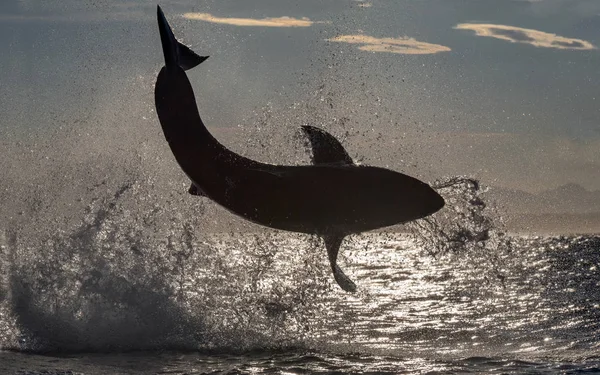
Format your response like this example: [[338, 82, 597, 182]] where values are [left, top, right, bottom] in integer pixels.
[[0, 177, 599, 374]]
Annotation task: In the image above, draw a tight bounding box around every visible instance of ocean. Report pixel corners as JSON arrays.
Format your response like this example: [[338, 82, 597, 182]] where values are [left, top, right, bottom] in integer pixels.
[[0, 177, 599, 374]]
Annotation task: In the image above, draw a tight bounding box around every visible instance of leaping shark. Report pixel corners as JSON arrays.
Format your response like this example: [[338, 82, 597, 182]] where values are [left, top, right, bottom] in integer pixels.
[[154, 5, 445, 292]]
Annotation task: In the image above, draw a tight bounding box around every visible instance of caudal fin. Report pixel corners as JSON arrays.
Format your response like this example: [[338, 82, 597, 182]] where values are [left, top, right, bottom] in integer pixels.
[[157, 5, 208, 70]]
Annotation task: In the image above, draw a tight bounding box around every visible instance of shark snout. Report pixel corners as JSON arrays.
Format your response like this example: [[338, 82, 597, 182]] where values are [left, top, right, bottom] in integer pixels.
[[427, 187, 445, 215]]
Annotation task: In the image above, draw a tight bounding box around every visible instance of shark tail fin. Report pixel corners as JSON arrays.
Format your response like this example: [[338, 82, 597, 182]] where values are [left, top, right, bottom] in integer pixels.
[[157, 5, 209, 71], [178, 43, 209, 71]]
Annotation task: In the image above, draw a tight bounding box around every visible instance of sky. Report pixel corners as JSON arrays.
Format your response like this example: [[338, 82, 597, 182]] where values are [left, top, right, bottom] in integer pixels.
[[0, 0, 599, 195]]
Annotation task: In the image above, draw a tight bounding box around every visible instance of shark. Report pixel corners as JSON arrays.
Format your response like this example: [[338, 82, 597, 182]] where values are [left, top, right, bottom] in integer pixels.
[[154, 5, 445, 292]]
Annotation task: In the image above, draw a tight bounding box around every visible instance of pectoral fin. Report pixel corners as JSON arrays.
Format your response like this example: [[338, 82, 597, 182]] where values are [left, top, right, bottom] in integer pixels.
[[301, 125, 353, 165], [324, 233, 357, 293], [188, 182, 206, 196]]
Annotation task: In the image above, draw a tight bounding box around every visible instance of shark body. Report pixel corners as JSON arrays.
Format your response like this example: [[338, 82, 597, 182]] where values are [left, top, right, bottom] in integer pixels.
[[154, 6, 445, 292]]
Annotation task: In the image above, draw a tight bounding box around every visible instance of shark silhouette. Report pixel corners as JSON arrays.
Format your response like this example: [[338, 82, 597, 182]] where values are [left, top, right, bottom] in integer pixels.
[[154, 5, 445, 292]]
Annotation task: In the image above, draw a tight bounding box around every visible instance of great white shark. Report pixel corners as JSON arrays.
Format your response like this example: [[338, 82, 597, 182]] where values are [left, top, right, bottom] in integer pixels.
[[154, 5, 445, 292]]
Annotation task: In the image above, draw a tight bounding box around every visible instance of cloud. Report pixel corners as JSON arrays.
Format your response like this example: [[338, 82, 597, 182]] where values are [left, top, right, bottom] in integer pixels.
[[327, 35, 451, 54], [182, 13, 314, 27], [454, 23, 596, 50]]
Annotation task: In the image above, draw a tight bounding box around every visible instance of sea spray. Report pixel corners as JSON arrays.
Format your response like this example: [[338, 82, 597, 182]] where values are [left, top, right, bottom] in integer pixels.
[[1, 179, 331, 353], [408, 177, 515, 291]]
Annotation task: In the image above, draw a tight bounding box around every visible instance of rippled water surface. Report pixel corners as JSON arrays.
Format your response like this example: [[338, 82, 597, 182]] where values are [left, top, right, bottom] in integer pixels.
[[1, 204, 599, 374]]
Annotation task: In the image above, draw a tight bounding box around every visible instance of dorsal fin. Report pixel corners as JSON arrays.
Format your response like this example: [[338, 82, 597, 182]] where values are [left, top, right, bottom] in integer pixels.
[[301, 125, 353, 165]]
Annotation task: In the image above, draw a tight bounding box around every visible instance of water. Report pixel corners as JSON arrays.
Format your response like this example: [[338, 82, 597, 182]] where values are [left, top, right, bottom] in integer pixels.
[[1, 175, 599, 373]]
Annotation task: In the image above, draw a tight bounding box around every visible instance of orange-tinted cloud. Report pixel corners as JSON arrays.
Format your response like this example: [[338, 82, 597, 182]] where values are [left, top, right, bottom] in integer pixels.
[[183, 13, 314, 27], [327, 35, 451, 54], [455, 23, 596, 50]]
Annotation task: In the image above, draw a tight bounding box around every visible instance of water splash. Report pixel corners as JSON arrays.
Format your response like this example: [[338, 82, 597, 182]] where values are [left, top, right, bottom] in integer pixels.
[[1, 178, 332, 353], [408, 176, 515, 289], [1, 170, 595, 356]]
